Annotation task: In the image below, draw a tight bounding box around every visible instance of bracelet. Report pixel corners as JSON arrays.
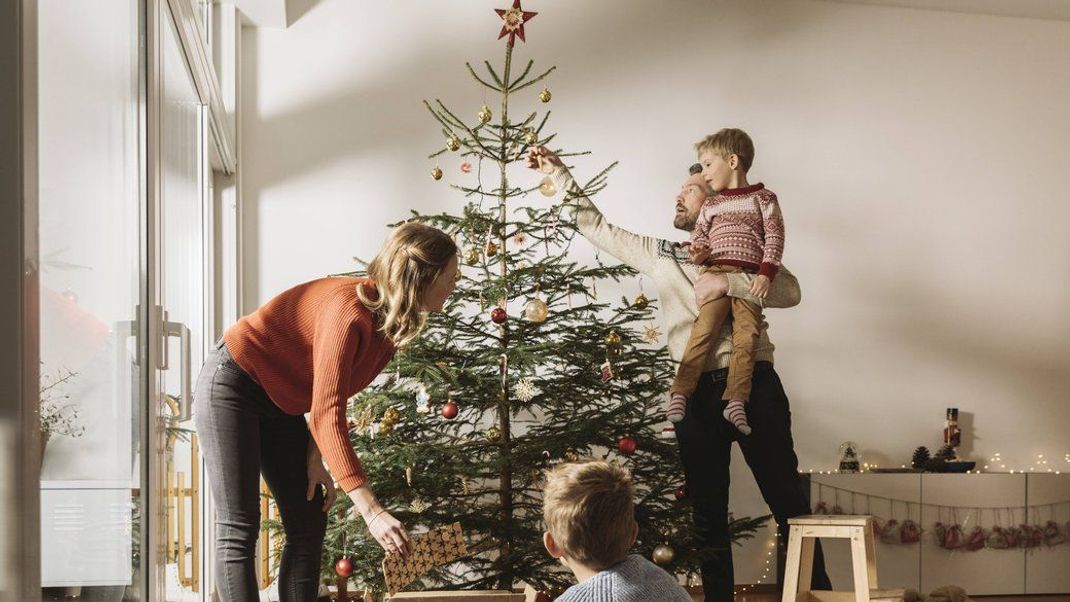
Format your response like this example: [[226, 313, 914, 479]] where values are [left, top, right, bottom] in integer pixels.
[[366, 508, 388, 526]]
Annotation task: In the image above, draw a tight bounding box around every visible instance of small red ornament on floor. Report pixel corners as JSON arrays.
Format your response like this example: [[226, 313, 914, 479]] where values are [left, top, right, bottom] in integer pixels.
[[335, 557, 353, 577], [441, 401, 459, 420], [491, 307, 507, 324], [618, 436, 637, 455]]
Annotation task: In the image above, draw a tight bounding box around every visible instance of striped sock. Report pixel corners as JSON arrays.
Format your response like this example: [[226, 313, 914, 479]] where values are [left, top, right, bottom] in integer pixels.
[[723, 399, 751, 435], [666, 393, 687, 423]]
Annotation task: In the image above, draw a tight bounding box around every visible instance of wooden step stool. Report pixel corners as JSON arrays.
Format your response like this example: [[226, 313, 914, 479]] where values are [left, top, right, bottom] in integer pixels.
[[782, 515, 905, 602]]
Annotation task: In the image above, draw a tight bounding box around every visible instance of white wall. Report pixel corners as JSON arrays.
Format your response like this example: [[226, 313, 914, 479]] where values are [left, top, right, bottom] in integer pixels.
[[241, 0, 1070, 583]]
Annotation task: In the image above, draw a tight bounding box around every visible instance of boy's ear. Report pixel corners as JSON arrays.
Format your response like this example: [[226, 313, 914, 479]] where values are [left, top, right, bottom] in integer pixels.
[[544, 531, 564, 559], [630, 521, 639, 547], [728, 154, 740, 170]]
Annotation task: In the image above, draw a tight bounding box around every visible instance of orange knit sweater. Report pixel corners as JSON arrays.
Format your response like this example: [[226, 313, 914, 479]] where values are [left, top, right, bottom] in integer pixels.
[[223, 277, 395, 492]]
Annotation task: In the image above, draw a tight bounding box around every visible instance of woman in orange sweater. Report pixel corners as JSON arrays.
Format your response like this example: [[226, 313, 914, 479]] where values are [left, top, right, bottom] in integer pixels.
[[193, 222, 458, 602]]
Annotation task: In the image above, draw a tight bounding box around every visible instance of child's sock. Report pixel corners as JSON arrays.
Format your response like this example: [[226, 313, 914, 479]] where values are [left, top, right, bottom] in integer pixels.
[[723, 399, 751, 435], [666, 393, 687, 423]]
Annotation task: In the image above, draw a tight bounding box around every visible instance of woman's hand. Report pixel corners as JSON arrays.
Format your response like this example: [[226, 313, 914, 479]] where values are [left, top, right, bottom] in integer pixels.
[[363, 507, 412, 557], [306, 456, 338, 512], [526, 145, 562, 174], [350, 485, 412, 556]]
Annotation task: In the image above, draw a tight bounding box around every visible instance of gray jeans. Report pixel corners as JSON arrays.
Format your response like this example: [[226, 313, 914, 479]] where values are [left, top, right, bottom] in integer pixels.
[[193, 340, 327, 602]]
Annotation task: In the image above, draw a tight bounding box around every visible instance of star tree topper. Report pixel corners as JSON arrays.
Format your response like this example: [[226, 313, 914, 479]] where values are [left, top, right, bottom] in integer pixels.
[[495, 0, 538, 44]]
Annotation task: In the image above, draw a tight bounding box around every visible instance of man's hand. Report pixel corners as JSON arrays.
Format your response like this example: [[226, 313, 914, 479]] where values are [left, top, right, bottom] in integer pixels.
[[306, 456, 338, 512], [695, 271, 730, 306], [526, 145, 562, 174], [749, 274, 771, 299]]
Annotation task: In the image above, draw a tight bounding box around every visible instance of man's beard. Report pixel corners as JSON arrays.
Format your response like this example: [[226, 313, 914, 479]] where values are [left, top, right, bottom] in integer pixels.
[[673, 213, 696, 232]]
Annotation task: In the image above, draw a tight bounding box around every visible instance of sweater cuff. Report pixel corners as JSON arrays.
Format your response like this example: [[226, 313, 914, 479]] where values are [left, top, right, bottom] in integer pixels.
[[551, 165, 578, 198], [337, 470, 368, 494], [758, 262, 780, 280]]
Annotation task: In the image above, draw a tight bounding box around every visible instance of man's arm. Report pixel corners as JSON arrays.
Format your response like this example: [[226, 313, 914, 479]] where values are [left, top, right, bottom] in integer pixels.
[[549, 164, 661, 275], [697, 265, 802, 309]]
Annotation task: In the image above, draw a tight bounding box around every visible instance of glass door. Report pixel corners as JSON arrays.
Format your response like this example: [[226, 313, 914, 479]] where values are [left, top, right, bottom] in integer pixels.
[[37, 1, 145, 600], [158, 5, 210, 601]]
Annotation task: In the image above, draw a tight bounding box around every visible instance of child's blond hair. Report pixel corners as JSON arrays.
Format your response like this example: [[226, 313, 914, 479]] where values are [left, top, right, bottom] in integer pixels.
[[695, 128, 755, 172], [542, 459, 636, 570]]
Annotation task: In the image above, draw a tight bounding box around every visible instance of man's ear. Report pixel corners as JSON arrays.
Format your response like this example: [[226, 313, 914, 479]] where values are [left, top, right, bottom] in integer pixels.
[[544, 531, 564, 559]]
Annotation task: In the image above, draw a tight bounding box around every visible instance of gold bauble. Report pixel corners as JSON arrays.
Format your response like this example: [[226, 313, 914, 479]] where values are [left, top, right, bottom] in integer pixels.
[[485, 241, 498, 257], [523, 297, 549, 323], [522, 129, 538, 145], [652, 544, 675, 566], [605, 330, 623, 346], [465, 247, 482, 265], [477, 104, 493, 124], [633, 292, 649, 310], [538, 88, 552, 103], [431, 166, 443, 180], [446, 135, 461, 151], [486, 425, 502, 442], [538, 176, 557, 197]]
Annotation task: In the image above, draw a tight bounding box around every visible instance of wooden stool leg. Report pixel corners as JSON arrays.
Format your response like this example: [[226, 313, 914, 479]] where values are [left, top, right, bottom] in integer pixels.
[[849, 526, 871, 602], [863, 519, 878, 589], [782, 525, 804, 602], [798, 536, 816, 593]]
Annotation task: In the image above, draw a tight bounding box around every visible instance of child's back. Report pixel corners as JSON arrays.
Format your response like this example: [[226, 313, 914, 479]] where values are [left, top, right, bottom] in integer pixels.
[[555, 554, 692, 602]]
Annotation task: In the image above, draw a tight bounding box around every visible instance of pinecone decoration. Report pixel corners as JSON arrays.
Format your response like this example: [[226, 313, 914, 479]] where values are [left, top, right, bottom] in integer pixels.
[[911, 446, 930, 470], [935, 445, 956, 461]]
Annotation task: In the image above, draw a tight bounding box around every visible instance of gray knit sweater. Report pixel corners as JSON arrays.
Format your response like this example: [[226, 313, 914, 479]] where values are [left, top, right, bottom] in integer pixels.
[[555, 555, 692, 602]]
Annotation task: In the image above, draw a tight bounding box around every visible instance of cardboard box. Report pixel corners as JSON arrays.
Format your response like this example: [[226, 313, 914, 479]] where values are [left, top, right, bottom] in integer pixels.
[[386, 592, 526, 602]]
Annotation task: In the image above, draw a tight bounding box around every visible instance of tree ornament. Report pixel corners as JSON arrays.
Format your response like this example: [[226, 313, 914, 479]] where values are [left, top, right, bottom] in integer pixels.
[[618, 435, 637, 455], [460, 161, 473, 173], [538, 176, 557, 197], [485, 241, 498, 256], [911, 446, 930, 470], [523, 297, 548, 323], [538, 88, 552, 103], [405, 465, 414, 486], [652, 543, 675, 565], [674, 485, 687, 500], [431, 166, 443, 180], [441, 400, 459, 420], [632, 292, 649, 310], [335, 557, 354, 577], [379, 407, 401, 434], [564, 449, 579, 462], [605, 329, 623, 358], [522, 128, 538, 145], [477, 104, 493, 124], [642, 324, 661, 344], [446, 135, 461, 151], [494, 0, 538, 44], [600, 360, 614, 384], [415, 385, 431, 414], [491, 307, 508, 324], [409, 497, 430, 514], [464, 247, 482, 265], [486, 425, 502, 442], [514, 378, 538, 402]]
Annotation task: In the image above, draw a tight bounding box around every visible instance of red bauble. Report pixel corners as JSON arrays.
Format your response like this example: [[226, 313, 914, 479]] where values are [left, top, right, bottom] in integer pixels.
[[491, 307, 508, 324], [335, 557, 353, 577], [618, 436, 637, 455], [674, 485, 687, 500], [441, 401, 459, 420]]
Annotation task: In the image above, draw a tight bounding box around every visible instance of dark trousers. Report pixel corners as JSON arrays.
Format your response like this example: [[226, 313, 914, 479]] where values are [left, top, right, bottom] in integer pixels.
[[193, 340, 327, 602], [675, 361, 832, 601]]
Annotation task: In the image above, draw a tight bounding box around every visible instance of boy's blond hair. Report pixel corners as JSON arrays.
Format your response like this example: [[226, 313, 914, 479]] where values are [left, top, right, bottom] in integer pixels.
[[542, 459, 636, 570], [695, 128, 755, 172]]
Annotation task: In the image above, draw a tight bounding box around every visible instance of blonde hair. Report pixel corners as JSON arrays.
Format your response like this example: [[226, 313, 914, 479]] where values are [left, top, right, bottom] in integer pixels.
[[695, 128, 755, 172], [542, 459, 636, 570], [356, 222, 457, 348]]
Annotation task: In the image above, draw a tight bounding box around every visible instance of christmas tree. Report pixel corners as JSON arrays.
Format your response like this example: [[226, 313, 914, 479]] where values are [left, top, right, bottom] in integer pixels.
[[264, 2, 768, 598]]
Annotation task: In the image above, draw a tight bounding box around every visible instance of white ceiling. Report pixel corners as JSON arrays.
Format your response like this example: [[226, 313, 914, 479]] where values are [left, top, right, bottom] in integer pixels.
[[822, 0, 1070, 22]]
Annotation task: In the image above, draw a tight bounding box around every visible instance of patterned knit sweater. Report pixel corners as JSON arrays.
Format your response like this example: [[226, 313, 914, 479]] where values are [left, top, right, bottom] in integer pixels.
[[555, 555, 692, 602], [691, 182, 785, 280], [223, 277, 395, 492]]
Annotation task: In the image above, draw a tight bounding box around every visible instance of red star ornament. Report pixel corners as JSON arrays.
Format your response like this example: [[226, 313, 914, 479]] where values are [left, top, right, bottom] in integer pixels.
[[495, 0, 538, 44]]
